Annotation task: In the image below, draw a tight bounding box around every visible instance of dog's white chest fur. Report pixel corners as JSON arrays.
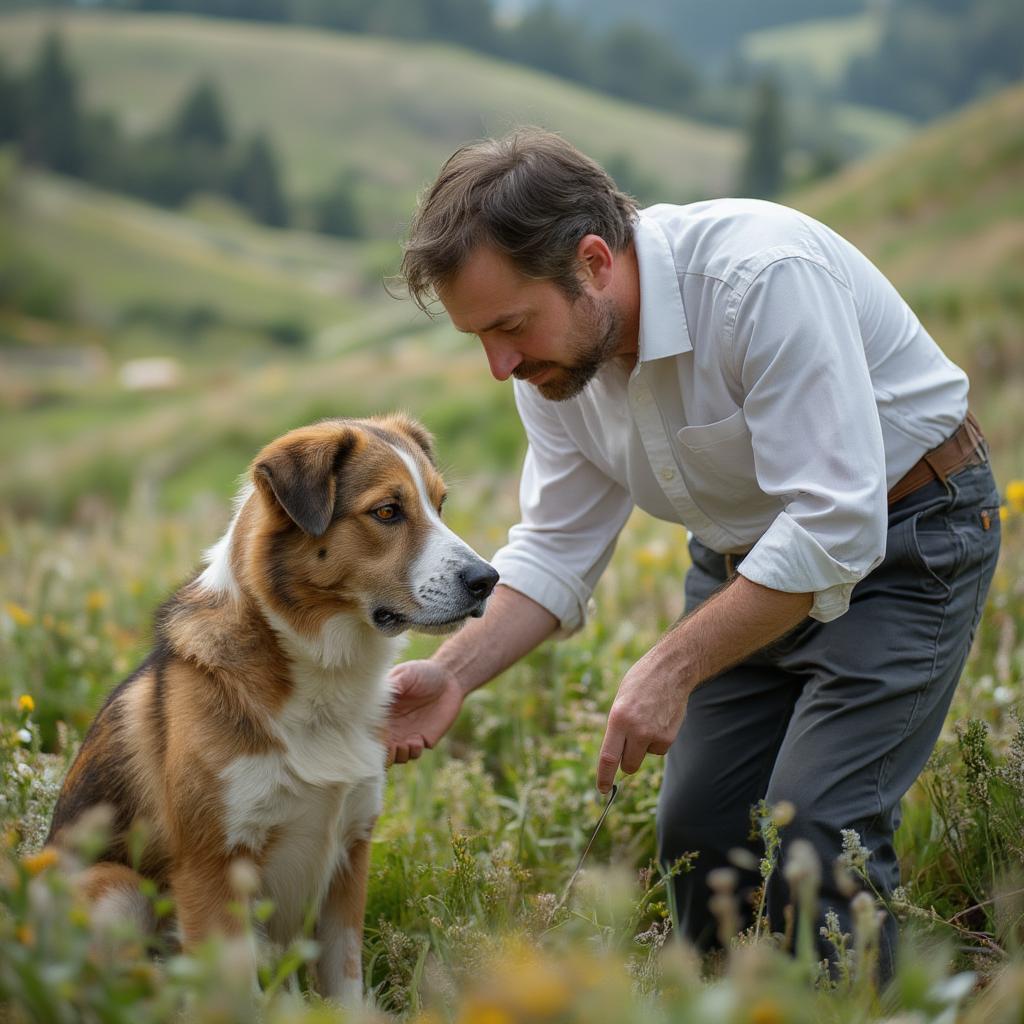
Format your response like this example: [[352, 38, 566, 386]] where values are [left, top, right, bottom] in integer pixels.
[[220, 613, 394, 941]]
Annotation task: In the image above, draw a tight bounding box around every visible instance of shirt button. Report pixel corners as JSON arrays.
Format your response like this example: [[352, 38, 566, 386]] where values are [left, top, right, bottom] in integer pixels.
[[660, 467, 676, 482]]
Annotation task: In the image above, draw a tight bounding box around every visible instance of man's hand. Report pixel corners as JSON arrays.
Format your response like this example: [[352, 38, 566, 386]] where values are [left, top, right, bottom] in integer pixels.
[[595, 575, 813, 793], [387, 660, 464, 765], [596, 651, 689, 794]]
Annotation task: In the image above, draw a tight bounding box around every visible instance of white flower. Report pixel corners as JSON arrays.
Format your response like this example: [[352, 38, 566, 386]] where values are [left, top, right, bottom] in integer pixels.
[[16, 729, 32, 745], [16, 762, 33, 779], [993, 686, 1014, 706]]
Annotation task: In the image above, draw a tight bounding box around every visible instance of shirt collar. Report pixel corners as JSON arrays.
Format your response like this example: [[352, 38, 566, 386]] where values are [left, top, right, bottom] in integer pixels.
[[633, 208, 692, 363]]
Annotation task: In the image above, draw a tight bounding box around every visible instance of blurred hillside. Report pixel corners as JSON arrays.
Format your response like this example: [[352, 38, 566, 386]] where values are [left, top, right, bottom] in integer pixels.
[[0, 10, 740, 232], [0, 52, 1021, 522]]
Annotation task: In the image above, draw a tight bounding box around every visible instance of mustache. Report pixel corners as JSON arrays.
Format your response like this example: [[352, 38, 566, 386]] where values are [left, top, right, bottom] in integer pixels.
[[512, 360, 558, 380]]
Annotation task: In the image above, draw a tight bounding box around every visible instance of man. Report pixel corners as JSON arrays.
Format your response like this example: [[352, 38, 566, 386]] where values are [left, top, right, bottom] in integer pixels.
[[386, 128, 1001, 969]]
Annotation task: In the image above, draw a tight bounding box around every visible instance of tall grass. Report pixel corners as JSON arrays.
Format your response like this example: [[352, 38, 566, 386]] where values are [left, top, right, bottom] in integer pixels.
[[2, 476, 1022, 1020]]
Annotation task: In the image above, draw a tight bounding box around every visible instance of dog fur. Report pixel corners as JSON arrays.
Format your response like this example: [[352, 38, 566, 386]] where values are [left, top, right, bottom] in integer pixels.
[[45, 414, 498, 1004]]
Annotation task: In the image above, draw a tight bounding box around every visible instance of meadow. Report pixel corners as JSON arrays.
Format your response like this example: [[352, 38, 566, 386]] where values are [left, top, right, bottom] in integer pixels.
[[1, 30, 1023, 1021]]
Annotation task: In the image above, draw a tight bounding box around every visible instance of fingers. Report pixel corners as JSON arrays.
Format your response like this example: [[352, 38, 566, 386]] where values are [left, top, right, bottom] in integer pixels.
[[388, 738, 426, 766], [596, 723, 625, 795], [620, 735, 649, 776]]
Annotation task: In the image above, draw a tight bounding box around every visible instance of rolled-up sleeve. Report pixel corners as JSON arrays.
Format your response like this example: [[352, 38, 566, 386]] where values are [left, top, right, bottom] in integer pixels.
[[491, 380, 634, 634], [730, 256, 888, 621]]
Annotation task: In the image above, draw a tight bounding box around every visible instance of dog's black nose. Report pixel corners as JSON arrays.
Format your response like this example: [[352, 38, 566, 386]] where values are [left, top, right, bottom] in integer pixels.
[[459, 564, 499, 600]]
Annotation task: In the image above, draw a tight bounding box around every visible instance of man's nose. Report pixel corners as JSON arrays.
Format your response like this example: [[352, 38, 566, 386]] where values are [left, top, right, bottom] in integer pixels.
[[481, 337, 522, 381]]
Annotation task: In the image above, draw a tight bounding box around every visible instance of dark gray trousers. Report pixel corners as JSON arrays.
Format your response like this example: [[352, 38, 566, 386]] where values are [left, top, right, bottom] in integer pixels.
[[656, 461, 1001, 974]]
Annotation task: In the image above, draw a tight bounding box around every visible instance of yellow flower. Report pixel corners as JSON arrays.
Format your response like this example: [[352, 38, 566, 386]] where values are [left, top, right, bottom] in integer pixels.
[[4, 602, 33, 628], [1006, 479, 1024, 514], [85, 590, 108, 613], [508, 962, 572, 1017], [22, 848, 59, 876], [18, 694, 35, 713], [999, 505, 1009, 523], [457, 1000, 514, 1024], [748, 998, 785, 1024], [15, 924, 35, 947]]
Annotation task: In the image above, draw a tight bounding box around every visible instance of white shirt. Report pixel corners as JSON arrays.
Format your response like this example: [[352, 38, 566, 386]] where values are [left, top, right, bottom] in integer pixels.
[[490, 199, 969, 630]]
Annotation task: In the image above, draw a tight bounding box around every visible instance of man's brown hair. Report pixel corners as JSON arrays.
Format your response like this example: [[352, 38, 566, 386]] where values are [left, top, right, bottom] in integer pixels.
[[400, 128, 638, 313]]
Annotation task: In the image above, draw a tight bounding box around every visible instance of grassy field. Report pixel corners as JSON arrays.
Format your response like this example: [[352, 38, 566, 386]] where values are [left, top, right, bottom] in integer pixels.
[[0, 10, 741, 231], [1, 70, 1023, 1023]]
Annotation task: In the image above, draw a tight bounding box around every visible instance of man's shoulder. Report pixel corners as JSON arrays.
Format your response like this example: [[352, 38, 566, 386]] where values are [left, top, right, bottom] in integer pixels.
[[639, 199, 835, 291]]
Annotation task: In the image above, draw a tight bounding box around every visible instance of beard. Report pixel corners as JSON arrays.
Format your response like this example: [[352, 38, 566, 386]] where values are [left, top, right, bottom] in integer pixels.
[[512, 292, 623, 402]]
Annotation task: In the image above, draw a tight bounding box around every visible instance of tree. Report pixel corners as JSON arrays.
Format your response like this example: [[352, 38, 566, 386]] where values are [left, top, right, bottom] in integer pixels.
[[504, 2, 589, 81], [228, 132, 288, 227], [313, 170, 362, 238], [171, 78, 231, 149], [21, 31, 85, 175], [738, 75, 785, 199], [0, 58, 22, 144], [592, 23, 697, 113]]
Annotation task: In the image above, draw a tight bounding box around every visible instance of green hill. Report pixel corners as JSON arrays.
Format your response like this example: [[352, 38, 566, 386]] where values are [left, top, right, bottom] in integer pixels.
[[0, 10, 741, 232], [2, 77, 1021, 519], [794, 82, 1024, 476]]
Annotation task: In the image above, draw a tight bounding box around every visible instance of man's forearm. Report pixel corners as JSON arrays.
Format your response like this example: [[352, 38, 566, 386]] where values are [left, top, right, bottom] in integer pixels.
[[596, 572, 813, 791], [434, 583, 559, 695], [648, 573, 812, 693]]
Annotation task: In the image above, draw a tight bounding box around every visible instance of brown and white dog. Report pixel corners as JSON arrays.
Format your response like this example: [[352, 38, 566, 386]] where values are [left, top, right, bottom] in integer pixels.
[[45, 414, 498, 1004]]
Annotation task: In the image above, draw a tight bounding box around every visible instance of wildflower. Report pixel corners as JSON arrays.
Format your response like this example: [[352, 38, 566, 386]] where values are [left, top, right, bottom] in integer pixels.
[[509, 961, 572, 1016], [228, 857, 259, 897], [783, 838, 821, 888], [707, 867, 739, 893], [748, 998, 785, 1024], [16, 762, 32, 780], [15, 925, 35, 946], [957, 718, 994, 805], [22, 848, 59, 876], [1006, 479, 1024, 513], [839, 829, 871, 875], [771, 800, 795, 827], [4, 602, 33, 628], [999, 505, 1009, 523], [457, 999, 514, 1024], [16, 729, 32, 745], [85, 590, 108, 613], [18, 694, 35, 713]]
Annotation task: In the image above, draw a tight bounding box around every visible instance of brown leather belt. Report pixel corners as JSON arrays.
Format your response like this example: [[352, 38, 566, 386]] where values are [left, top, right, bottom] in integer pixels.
[[886, 411, 988, 506], [721, 412, 987, 576]]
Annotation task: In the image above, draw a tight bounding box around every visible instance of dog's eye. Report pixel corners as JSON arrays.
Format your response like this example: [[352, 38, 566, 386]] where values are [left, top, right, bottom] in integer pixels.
[[371, 504, 401, 523]]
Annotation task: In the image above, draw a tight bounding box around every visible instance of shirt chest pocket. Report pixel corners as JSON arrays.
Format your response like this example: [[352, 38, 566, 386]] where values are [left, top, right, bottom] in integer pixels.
[[674, 408, 766, 506]]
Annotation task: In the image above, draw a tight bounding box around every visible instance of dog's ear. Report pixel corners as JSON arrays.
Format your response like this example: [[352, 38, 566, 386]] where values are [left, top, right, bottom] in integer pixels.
[[254, 432, 355, 537], [403, 420, 436, 466], [387, 413, 436, 466]]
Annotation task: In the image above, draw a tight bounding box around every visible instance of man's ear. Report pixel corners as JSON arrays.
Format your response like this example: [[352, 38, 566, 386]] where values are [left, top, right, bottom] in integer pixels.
[[576, 233, 614, 290], [254, 432, 355, 537]]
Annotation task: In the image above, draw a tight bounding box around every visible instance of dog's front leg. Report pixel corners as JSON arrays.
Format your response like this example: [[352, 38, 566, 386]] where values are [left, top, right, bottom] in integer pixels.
[[315, 836, 371, 1006]]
